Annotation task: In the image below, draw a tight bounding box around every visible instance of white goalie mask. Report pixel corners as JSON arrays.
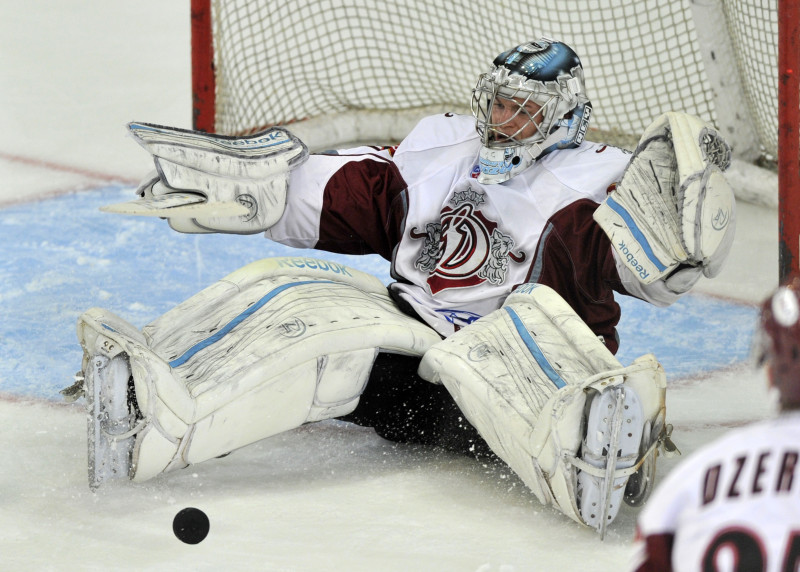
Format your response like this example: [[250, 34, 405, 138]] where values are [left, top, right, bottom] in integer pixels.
[[471, 39, 592, 184]]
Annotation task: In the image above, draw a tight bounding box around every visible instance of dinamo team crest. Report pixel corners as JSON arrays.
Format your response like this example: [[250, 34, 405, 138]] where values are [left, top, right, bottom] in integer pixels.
[[410, 188, 525, 294]]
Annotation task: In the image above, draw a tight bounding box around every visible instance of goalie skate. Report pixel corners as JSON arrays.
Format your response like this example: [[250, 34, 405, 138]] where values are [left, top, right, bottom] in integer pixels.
[[624, 419, 679, 507], [83, 352, 141, 489], [577, 385, 645, 538]]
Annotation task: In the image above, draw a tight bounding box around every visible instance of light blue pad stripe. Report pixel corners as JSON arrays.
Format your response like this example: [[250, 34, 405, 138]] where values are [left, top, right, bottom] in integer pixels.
[[504, 307, 566, 389], [605, 196, 668, 272], [169, 280, 331, 368]]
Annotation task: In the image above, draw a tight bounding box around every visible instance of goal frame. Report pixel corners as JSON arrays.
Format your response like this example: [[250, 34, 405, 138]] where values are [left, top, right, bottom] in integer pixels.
[[779, 0, 800, 282], [191, 0, 215, 134]]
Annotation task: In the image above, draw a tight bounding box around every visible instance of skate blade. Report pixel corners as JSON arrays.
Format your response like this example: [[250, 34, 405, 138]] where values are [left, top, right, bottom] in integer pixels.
[[86, 354, 136, 489], [624, 421, 681, 507], [577, 386, 644, 536]]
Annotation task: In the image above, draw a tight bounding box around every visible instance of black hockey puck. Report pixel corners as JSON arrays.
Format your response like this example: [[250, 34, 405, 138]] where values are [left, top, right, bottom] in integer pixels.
[[172, 507, 210, 544]]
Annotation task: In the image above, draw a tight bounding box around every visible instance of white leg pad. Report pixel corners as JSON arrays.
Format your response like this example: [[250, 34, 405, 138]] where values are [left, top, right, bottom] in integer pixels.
[[76, 257, 441, 485], [418, 283, 666, 530]]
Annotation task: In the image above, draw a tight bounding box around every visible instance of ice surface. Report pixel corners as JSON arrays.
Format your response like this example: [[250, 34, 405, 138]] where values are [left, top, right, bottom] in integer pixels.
[[0, 1, 779, 570]]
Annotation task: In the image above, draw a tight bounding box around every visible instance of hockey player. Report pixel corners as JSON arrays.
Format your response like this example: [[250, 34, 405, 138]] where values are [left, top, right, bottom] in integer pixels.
[[631, 279, 800, 570], [68, 38, 735, 536]]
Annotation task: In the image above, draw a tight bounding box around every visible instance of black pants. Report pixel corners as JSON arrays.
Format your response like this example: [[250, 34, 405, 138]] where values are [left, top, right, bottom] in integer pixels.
[[340, 353, 496, 461]]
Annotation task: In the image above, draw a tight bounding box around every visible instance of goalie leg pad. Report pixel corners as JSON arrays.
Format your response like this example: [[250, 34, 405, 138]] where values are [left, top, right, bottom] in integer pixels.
[[76, 257, 441, 486], [418, 283, 667, 532]]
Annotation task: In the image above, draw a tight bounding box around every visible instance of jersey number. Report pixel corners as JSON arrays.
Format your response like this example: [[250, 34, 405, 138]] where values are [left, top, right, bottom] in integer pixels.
[[702, 528, 800, 571]]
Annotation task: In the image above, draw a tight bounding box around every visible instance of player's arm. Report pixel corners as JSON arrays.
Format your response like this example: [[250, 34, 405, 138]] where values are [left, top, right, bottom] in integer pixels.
[[630, 528, 675, 572], [104, 123, 404, 254], [525, 198, 626, 353], [629, 444, 711, 571], [265, 149, 409, 260]]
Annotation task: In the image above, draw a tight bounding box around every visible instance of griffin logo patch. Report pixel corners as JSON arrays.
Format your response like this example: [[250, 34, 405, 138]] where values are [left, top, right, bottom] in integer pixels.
[[410, 189, 525, 294]]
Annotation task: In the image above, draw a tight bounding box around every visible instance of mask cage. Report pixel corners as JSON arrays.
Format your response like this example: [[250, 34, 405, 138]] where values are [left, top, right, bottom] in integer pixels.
[[471, 72, 559, 148]]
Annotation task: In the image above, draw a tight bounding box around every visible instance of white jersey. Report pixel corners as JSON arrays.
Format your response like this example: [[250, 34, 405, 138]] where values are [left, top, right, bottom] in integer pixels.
[[268, 113, 632, 341], [632, 411, 800, 572]]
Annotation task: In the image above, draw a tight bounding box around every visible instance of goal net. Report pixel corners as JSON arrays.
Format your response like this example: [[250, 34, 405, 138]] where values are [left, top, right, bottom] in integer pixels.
[[192, 0, 777, 164]]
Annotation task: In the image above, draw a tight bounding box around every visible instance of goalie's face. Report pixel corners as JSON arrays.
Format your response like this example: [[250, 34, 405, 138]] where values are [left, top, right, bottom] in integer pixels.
[[488, 94, 547, 145], [472, 71, 557, 149], [471, 41, 589, 184]]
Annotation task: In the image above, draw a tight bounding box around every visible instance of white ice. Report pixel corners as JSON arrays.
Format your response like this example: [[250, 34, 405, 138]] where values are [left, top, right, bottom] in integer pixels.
[[0, 1, 781, 570]]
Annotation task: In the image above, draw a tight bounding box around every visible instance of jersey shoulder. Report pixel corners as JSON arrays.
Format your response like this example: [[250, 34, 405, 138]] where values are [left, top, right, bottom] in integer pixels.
[[540, 140, 631, 172], [394, 113, 478, 156], [529, 142, 631, 198], [392, 113, 481, 183]]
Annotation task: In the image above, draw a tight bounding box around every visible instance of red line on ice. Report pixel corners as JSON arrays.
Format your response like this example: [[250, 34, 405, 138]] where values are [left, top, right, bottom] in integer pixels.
[[0, 151, 138, 207]]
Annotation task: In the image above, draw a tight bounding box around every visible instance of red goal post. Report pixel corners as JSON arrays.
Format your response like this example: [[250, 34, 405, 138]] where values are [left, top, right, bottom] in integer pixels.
[[779, 0, 800, 282]]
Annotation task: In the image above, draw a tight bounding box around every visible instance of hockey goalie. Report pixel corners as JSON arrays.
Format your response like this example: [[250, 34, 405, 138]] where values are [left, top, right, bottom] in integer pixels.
[[66, 38, 735, 536]]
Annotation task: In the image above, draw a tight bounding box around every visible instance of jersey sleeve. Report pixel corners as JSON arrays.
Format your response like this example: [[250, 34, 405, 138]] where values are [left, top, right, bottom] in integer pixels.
[[267, 114, 472, 260], [525, 190, 696, 353], [525, 198, 626, 353], [265, 148, 408, 260], [631, 527, 676, 571]]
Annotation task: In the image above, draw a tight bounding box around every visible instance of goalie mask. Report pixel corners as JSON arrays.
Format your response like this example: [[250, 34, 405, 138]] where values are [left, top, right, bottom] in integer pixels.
[[753, 278, 800, 411], [471, 38, 592, 184]]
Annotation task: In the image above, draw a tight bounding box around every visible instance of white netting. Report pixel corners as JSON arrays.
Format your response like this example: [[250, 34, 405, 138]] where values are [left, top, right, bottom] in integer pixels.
[[205, 0, 777, 159], [723, 0, 779, 160]]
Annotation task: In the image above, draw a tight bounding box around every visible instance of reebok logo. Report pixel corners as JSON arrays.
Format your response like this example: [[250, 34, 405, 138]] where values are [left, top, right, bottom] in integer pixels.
[[228, 129, 287, 148], [618, 240, 650, 281], [278, 257, 353, 276]]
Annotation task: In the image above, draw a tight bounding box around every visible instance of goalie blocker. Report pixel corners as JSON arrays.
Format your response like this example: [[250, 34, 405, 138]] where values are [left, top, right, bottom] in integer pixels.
[[101, 122, 309, 234], [69, 257, 675, 536]]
